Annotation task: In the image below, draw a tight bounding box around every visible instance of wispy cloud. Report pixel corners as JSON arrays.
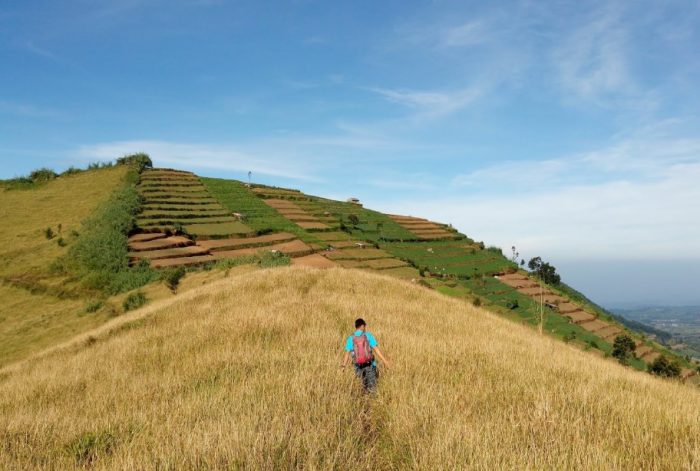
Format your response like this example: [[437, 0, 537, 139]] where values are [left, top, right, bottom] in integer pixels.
[[441, 20, 488, 48], [24, 41, 63, 63], [369, 85, 485, 119], [77, 140, 319, 181], [0, 100, 63, 119]]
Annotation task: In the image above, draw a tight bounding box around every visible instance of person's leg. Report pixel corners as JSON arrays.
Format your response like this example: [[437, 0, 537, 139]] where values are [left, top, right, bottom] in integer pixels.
[[363, 365, 377, 392]]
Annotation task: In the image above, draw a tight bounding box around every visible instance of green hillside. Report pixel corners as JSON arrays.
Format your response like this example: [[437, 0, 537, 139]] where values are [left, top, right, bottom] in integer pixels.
[[1, 156, 698, 383]]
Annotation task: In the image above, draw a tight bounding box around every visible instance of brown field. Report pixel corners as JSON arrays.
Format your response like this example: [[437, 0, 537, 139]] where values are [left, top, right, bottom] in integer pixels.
[[565, 311, 597, 324], [517, 286, 551, 296], [1, 268, 698, 469], [325, 248, 392, 260], [598, 326, 623, 340], [557, 302, 580, 314], [150, 254, 216, 269], [579, 319, 608, 333], [197, 233, 297, 251], [212, 239, 313, 259], [128, 246, 210, 262], [362, 258, 410, 269], [328, 240, 362, 249], [263, 199, 302, 209], [127, 233, 167, 243], [291, 254, 338, 269], [129, 232, 194, 252]]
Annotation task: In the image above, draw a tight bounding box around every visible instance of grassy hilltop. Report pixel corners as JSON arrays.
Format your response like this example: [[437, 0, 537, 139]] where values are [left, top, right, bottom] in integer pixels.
[[1, 268, 699, 469], [1, 159, 699, 468]]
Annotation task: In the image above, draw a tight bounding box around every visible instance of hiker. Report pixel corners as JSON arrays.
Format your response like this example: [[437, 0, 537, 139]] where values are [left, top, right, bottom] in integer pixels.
[[341, 318, 390, 392]]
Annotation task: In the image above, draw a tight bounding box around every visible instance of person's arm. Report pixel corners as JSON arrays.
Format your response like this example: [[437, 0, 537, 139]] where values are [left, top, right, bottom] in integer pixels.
[[341, 350, 351, 368], [372, 347, 390, 368]]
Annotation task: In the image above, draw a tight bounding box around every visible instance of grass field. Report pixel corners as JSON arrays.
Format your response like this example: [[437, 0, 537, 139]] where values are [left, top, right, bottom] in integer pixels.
[[201, 177, 323, 245], [0, 167, 130, 367], [382, 241, 514, 277], [1, 267, 698, 469]]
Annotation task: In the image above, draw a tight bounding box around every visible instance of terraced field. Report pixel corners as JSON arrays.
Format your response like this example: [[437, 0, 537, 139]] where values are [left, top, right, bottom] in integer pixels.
[[130, 170, 318, 268], [387, 214, 461, 240], [136, 169, 254, 239], [382, 241, 514, 277]]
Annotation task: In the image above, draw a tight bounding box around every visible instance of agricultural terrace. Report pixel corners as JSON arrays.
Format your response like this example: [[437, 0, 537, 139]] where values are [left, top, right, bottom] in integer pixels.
[[136, 170, 253, 239], [381, 241, 514, 278], [200, 178, 325, 248]]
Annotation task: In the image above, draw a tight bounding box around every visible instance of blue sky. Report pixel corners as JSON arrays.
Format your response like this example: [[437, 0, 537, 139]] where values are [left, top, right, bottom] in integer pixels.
[[2, 0, 700, 306]]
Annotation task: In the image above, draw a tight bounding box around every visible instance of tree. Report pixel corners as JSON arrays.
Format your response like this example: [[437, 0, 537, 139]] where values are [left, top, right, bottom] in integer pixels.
[[116, 153, 153, 172], [348, 214, 360, 226], [611, 334, 636, 364], [527, 256, 561, 285], [510, 246, 519, 264], [648, 355, 681, 378]]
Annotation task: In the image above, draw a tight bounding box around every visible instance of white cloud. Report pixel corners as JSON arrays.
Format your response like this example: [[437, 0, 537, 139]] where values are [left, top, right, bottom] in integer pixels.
[[442, 20, 487, 47], [77, 140, 319, 181], [369, 85, 485, 118], [373, 134, 700, 261]]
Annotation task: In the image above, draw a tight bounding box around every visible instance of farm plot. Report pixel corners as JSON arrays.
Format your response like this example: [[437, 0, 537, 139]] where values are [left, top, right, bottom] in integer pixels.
[[325, 248, 393, 261], [135, 169, 254, 240], [387, 214, 459, 240], [212, 240, 314, 259], [382, 241, 514, 277], [200, 178, 324, 245], [262, 199, 331, 231], [291, 254, 337, 269]]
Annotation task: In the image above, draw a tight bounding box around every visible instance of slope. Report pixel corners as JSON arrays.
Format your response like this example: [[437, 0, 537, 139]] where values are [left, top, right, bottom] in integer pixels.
[[0, 166, 129, 366], [1, 268, 698, 469]]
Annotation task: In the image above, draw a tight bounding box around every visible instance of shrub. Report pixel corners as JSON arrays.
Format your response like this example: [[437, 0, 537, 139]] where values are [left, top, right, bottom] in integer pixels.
[[348, 214, 360, 226], [612, 334, 636, 364], [116, 153, 152, 172], [163, 267, 186, 292], [85, 300, 104, 313], [563, 331, 576, 343], [67, 170, 156, 294], [44, 227, 55, 240], [648, 356, 681, 378], [29, 168, 58, 183], [61, 166, 82, 176], [506, 299, 519, 310], [258, 250, 290, 268], [56, 237, 67, 247], [472, 297, 481, 307], [123, 291, 147, 312]]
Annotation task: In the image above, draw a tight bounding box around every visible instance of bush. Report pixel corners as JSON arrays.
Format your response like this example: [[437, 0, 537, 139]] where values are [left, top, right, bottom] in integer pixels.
[[506, 298, 519, 310], [563, 331, 576, 343], [67, 170, 156, 294], [44, 227, 55, 240], [85, 299, 104, 313], [123, 291, 147, 312], [612, 334, 636, 364], [163, 266, 186, 292], [258, 250, 290, 268], [56, 237, 67, 247], [472, 297, 481, 307], [116, 153, 152, 172], [29, 168, 58, 183], [61, 166, 83, 176], [648, 356, 681, 378]]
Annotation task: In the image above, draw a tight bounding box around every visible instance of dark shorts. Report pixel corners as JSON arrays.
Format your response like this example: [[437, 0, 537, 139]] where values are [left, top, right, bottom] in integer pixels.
[[355, 364, 379, 392]]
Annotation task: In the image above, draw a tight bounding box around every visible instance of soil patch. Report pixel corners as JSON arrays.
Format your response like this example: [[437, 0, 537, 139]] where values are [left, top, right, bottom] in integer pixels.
[[150, 254, 216, 268], [565, 311, 596, 324], [198, 233, 297, 251], [128, 233, 167, 243], [579, 319, 608, 333], [291, 254, 337, 269], [129, 245, 210, 262], [213, 239, 313, 259], [128, 236, 193, 252], [296, 222, 330, 230]]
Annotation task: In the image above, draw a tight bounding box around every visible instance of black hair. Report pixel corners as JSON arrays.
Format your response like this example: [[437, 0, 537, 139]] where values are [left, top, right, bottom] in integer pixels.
[[355, 318, 366, 328]]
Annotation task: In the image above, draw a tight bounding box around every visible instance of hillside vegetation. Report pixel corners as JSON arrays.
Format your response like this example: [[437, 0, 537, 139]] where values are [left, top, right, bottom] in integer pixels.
[[1, 267, 698, 469], [0, 166, 129, 365]]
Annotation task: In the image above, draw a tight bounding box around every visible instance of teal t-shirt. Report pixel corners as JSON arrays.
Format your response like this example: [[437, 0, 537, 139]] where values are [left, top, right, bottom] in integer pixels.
[[345, 330, 378, 366]]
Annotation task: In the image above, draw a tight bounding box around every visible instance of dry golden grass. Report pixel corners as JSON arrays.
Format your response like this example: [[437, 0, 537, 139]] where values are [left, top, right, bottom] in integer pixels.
[[0, 167, 127, 276], [1, 267, 699, 469], [0, 168, 128, 367]]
